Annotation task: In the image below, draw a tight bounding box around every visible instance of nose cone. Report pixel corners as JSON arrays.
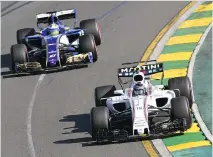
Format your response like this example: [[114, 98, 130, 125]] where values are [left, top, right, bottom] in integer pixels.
[[48, 61, 57, 67]]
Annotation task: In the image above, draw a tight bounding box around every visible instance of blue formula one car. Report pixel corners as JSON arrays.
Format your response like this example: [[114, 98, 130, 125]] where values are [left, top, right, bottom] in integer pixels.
[[10, 9, 102, 74]]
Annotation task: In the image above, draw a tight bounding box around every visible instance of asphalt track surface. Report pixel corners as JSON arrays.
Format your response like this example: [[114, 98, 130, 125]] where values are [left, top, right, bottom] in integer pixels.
[[1, 1, 188, 157]]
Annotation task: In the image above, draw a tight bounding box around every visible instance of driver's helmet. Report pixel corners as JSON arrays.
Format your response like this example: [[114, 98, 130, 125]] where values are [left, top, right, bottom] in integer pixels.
[[47, 23, 60, 36], [133, 82, 147, 96]]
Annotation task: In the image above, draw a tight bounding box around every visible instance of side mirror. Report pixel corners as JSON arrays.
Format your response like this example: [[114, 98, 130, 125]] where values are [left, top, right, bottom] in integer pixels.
[[114, 90, 124, 95]]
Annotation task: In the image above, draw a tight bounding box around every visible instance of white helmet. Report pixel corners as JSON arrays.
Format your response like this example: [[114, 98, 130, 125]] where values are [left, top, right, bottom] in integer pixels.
[[133, 71, 145, 85], [132, 71, 147, 96]]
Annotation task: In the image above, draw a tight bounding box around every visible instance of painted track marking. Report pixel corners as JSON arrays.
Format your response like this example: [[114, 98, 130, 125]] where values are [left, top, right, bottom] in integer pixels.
[[178, 17, 212, 28], [140, 1, 196, 63], [142, 140, 159, 157], [157, 52, 192, 62], [167, 141, 211, 152], [140, 1, 199, 156], [27, 74, 45, 157], [166, 34, 203, 45], [149, 1, 212, 156]]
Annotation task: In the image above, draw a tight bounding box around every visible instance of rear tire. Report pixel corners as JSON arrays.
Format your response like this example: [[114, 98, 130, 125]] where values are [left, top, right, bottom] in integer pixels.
[[10, 44, 28, 72], [168, 76, 193, 108], [171, 96, 192, 130], [80, 19, 101, 46], [90, 107, 109, 140], [79, 34, 98, 62], [95, 85, 116, 107], [17, 28, 35, 44]]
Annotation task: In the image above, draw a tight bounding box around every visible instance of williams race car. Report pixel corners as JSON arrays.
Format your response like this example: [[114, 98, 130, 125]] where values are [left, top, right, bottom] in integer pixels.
[[10, 9, 101, 74], [90, 60, 193, 142]]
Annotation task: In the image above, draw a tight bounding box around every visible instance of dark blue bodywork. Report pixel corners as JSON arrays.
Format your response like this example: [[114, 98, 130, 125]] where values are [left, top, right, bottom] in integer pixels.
[[46, 36, 58, 66], [23, 11, 85, 67]]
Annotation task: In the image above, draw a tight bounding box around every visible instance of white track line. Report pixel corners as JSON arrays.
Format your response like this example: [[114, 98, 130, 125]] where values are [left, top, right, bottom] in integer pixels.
[[27, 74, 45, 157]]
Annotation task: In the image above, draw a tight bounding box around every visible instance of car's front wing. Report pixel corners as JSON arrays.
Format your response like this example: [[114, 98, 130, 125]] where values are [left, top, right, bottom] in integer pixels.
[[85, 129, 184, 147], [5, 62, 89, 78], [92, 118, 188, 144]]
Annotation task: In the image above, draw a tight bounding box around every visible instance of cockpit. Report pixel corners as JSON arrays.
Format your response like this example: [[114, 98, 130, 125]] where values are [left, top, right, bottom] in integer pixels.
[[132, 72, 147, 96], [132, 83, 147, 96]]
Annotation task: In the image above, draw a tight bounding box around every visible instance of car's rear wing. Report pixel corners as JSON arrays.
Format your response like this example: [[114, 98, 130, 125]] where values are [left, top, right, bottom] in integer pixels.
[[118, 62, 164, 77], [117, 61, 164, 89], [36, 9, 76, 24]]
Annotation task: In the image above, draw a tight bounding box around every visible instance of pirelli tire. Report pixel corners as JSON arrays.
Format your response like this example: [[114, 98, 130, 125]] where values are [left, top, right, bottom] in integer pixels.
[[79, 34, 98, 62], [168, 76, 193, 108], [171, 96, 192, 130], [80, 19, 101, 46], [17, 28, 36, 44], [11, 44, 28, 72], [95, 85, 116, 107], [90, 106, 109, 140]]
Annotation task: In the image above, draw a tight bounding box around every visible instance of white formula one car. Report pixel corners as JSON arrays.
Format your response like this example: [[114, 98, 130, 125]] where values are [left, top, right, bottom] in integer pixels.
[[90, 60, 193, 142]]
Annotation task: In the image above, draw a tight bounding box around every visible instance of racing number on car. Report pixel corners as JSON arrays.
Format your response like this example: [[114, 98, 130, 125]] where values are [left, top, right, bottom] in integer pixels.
[[136, 106, 143, 110]]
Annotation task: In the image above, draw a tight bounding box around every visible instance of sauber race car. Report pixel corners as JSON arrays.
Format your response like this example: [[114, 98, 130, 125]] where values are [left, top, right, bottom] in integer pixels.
[[10, 9, 101, 74], [90, 60, 193, 142]]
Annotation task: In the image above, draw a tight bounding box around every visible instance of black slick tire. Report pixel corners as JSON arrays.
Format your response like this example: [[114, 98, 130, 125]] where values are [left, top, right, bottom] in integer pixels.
[[80, 19, 101, 46], [168, 76, 193, 108], [79, 34, 98, 62], [90, 106, 109, 140], [10, 44, 28, 72], [171, 96, 192, 130]]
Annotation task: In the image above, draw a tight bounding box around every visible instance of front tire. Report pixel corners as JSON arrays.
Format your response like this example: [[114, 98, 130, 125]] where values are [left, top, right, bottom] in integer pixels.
[[90, 107, 109, 140], [10, 44, 28, 72], [79, 34, 98, 62], [80, 19, 101, 46], [171, 96, 192, 130]]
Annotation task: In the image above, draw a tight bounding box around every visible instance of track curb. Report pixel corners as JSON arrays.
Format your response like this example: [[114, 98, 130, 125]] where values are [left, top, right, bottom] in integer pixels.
[[187, 21, 213, 143], [145, 1, 207, 157]]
